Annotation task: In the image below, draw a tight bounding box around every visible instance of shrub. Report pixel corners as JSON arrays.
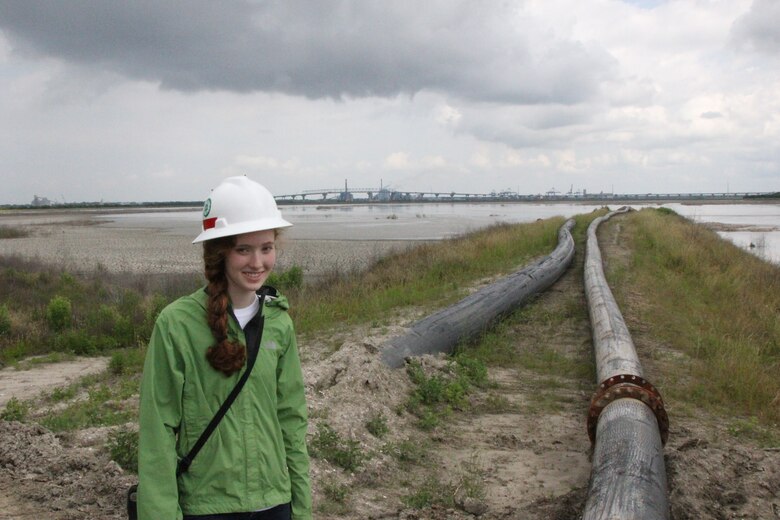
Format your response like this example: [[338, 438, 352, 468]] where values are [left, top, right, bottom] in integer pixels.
[[113, 316, 136, 347], [46, 296, 72, 331], [0, 304, 11, 336], [267, 265, 304, 290], [0, 340, 29, 364], [365, 412, 389, 438], [309, 422, 366, 472], [1, 397, 29, 422], [109, 348, 146, 375], [107, 427, 139, 473], [87, 305, 118, 336], [55, 330, 98, 355]]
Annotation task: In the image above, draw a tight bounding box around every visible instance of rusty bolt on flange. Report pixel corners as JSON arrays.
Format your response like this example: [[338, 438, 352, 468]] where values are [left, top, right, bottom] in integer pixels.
[[587, 373, 669, 446]]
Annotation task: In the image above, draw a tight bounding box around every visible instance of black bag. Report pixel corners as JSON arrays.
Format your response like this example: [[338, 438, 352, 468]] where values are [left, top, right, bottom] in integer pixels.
[[127, 298, 266, 519], [127, 484, 138, 520]]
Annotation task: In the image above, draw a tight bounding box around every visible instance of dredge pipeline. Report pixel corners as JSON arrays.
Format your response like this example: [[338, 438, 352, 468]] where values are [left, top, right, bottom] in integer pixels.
[[582, 208, 669, 520], [380, 219, 576, 368]]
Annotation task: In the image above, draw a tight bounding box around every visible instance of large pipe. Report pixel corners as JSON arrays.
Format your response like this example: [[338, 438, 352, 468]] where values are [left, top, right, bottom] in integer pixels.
[[381, 219, 576, 368], [582, 208, 669, 520]]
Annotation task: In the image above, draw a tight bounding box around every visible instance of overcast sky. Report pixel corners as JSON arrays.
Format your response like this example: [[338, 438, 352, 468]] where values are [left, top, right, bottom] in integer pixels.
[[1, 0, 778, 204]]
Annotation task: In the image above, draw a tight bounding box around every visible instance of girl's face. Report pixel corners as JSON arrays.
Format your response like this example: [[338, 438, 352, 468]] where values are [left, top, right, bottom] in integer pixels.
[[225, 229, 276, 308]]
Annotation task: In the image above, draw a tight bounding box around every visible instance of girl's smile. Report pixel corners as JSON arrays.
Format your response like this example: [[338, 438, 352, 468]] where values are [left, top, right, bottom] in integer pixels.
[[225, 229, 276, 308]]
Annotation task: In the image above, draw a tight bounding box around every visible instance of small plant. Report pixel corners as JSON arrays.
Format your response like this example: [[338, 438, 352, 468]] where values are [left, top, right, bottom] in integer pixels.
[[55, 330, 98, 355], [309, 422, 367, 472], [322, 479, 349, 503], [46, 295, 72, 332], [109, 348, 146, 375], [107, 427, 139, 473], [267, 265, 304, 290], [402, 475, 455, 509], [383, 438, 429, 466], [482, 393, 514, 413], [1, 397, 30, 422], [0, 304, 11, 336], [365, 412, 389, 438], [0, 340, 29, 365], [316, 478, 351, 515], [727, 416, 779, 447], [50, 385, 78, 402], [405, 355, 489, 430]]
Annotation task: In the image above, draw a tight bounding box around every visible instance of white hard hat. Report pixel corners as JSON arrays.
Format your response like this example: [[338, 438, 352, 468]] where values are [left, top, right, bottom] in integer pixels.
[[192, 176, 292, 244]]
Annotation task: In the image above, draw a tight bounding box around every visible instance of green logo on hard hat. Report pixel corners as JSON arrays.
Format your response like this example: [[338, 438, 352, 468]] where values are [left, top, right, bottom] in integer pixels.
[[203, 198, 212, 217]]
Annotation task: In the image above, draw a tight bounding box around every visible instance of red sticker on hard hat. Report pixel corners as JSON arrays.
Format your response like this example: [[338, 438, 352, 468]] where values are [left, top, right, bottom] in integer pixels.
[[203, 217, 218, 230]]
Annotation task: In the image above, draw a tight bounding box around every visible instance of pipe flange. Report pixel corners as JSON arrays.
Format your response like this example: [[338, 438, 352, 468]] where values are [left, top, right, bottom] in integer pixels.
[[587, 374, 669, 446]]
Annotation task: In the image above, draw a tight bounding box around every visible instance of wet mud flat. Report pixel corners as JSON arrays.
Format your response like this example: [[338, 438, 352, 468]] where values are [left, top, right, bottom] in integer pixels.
[[0, 209, 421, 279]]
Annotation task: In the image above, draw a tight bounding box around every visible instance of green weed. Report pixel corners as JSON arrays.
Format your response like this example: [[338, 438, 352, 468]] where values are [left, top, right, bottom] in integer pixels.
[[267, 265, 304, 290], [316, 478, 351, 515], [46, 296, 72, 331], [402, 475, 456, 509], [0, 304, 10, 336], [309, 422, 367, 472], [107, 427, 139, 473], [365, 412, 389, 438], [405, 354, 489, 430], [383, 438, 430, 466], [1, 397, 30, 422]]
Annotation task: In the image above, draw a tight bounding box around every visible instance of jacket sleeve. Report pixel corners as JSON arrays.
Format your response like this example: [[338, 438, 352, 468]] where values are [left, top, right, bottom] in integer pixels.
[[276, 325, 312, 520], [138, 312, 185, 520]]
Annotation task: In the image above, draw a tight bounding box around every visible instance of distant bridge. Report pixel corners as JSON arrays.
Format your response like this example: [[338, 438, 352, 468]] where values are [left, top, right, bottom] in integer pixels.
[[274, 187, 774, 204]]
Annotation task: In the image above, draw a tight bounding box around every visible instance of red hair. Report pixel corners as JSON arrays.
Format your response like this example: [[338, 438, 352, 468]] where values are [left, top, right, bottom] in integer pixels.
[[202, 236, 246, 376]]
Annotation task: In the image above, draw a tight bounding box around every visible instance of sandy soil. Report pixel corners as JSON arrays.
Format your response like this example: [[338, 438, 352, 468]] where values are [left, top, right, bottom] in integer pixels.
[[0, 358, 109, 408], [0, 209, 423, 279], [0, 213, 778, 519]]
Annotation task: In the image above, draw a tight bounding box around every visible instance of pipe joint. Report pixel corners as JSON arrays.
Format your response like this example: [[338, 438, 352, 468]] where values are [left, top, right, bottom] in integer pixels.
[[587, 373, 669, 446]]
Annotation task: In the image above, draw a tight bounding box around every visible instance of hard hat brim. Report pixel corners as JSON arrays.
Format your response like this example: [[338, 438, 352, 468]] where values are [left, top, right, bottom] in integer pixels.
[[192, 216, 293, 244]]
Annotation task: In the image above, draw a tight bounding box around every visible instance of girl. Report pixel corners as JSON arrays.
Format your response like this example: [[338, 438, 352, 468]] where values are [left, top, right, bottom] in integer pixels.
[[137, 176, 312, 520]]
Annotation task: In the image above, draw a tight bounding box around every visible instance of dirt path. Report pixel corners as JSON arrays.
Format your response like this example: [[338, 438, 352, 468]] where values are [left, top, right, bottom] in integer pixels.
[[0, 357, 109, 408]]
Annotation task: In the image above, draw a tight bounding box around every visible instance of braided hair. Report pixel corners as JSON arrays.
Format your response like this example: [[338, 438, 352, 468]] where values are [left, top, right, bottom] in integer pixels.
[[202, 236, 246, 376]]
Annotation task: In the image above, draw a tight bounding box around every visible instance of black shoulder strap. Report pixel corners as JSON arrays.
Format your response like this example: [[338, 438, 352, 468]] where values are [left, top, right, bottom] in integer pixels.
[[176, 289, 267, 476]]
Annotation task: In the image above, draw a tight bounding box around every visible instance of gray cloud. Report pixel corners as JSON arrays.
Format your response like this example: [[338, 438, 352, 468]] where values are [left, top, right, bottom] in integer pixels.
[[700, 111, 722, 119], [0, 0, 615, 104], [730, 0, 780, 54]]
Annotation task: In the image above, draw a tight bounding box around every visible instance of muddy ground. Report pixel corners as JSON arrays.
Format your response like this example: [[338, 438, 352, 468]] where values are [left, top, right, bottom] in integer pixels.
[[1, 217, 779, 519]]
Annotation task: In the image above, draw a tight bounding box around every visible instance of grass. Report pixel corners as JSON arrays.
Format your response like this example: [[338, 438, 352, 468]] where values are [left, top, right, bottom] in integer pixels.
[[38, 375, 139, 431], [286, 218, 566, 334], [308, 422, 368, 472], [404, 353, 490, 430], [605, 208, 780, 431], [450, 210, 601, 415], [0, 225, 30, 239]]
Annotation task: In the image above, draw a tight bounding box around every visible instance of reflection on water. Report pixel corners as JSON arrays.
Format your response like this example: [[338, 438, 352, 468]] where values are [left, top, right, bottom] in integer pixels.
[[98, 202, 780, 265]]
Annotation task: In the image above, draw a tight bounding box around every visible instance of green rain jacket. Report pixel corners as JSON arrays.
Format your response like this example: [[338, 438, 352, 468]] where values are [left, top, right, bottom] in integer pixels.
[[137, 287, 312, 519]]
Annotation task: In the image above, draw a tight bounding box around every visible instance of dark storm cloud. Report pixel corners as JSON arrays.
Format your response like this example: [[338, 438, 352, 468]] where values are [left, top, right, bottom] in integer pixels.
[[731, 0, 780, 54], [0, 0, 615, 104]]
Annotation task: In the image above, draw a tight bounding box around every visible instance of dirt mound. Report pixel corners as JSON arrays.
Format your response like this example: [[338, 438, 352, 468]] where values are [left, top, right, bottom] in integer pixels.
[[0, 421, 134, 520]]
